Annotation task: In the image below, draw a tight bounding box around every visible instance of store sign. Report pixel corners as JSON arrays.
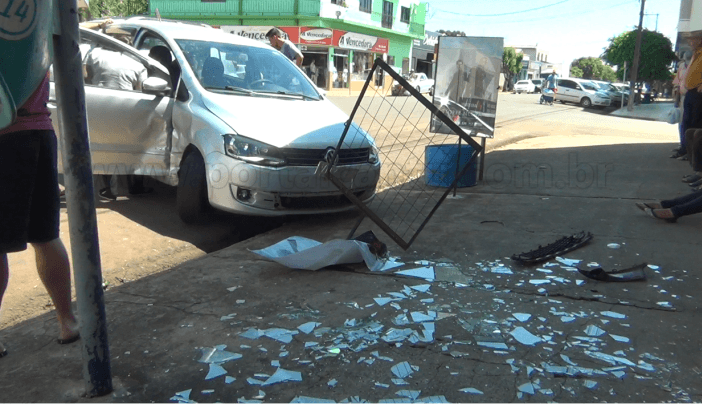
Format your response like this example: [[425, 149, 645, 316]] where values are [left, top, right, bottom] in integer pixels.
[[219, 26, 300, 43], [334, 30, 388, 53], [300, 27, 333, 45]]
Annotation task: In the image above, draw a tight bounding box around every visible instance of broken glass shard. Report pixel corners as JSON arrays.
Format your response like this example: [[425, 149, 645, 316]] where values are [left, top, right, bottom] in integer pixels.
[[512, 313, 531, 323], [459, 387, 483, 394], [345, 318, 357, 327], [607, 243, 620, 249], [375, 382, 390, 388], [388, 292, 407, 299], [560, 354, 577, 366], [510, 327, 542, 346], [383, 328, 414, 343], [396, 390, 421, 400], [390, 302, 402, 310], [328, 379, 338, 387], [561, 316, 576, 323], [410, 311, 436, 323], [262, 368, 302, 386], [585, 351, 636, 366], [290, 397, 335, 403], [374, 297, 394, 306], [657, 301, 673, 308], [392, 379, 409, 386], [420, 298, 434, 303], [198, 347, 243, 364], [491, 266, 513, 274], [637, 361, 655, 371], [556, 257, 581, 266], [393, 314, 410, 326], [205, 363, 227, 380], [529, 279, 551, 285], [391, 361, 415, 378], [518, 383, 535, 395], [584, 380, 598, 389], [610, 334, 630, 343], [226, 376, 236, 384], [410, 284, 431, 293], [377, 260, 405, 272], [601, 311, 626, 319], [298, 322, 321, 334], [395, 267, 435, 281], [612, 370, 626, 378], [240, 328, 263, 340], [416, 396, 448, 403], [585, 325, 606, 337]]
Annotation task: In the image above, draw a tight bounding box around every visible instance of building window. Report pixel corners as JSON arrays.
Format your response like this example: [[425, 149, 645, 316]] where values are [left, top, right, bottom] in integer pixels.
[[400, 6, 410, 23], [201, 0, 225, 2], [331, 0, 341, 4], [359, 0, 371, 13], [382, 1, 393, 29]]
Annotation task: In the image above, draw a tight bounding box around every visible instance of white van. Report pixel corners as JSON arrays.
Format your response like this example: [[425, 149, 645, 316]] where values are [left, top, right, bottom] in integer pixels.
[[555, 78, 611, 108]]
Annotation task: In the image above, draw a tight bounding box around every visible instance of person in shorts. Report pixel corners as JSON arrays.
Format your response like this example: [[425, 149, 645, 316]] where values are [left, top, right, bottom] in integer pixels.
[[0, 73, 80, 358]]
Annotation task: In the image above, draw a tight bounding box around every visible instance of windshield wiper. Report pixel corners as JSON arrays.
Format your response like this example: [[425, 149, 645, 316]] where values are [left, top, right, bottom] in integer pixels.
[[204, 86, 254, 95], [274, 91, 320, 101]]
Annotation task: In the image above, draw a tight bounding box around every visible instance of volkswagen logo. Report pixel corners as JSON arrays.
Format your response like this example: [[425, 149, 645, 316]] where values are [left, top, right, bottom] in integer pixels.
[[324, 147, 338, 165]]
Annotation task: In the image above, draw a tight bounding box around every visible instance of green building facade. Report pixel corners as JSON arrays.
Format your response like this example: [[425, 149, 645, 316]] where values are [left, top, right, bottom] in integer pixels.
[[149, 0, 427, 90]]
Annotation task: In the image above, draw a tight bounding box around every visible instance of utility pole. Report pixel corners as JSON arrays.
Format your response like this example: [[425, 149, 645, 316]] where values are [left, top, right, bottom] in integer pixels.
[[628, 0, 646, 111]]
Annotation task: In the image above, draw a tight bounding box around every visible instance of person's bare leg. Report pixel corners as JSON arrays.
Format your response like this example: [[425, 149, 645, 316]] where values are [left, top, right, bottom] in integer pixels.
[[33, 239, 79, 341], [1, 254, 8, 355]]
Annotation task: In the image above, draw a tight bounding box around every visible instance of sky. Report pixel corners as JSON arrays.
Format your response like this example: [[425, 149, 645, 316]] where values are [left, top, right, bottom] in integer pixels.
[[423, 0, 682, 70]]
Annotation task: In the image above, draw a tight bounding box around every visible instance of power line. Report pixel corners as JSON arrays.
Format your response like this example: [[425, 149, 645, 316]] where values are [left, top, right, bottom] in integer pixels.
[[432, 0, 572, 17]]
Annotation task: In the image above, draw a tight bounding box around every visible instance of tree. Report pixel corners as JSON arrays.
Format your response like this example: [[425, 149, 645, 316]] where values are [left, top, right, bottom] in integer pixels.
[[502, 47, 523, 92], [82, 0, 148, 20], [570, 57, 617, 81], [602, 29, 676, 82], [437, 30, 466, 37]]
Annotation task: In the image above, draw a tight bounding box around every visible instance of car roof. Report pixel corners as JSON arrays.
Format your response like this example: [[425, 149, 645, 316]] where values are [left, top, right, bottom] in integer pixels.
[[113, 17, 272, 49]]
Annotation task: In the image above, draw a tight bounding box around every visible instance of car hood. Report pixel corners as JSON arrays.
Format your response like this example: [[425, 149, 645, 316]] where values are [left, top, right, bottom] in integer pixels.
[[202, 93, 373, 149]]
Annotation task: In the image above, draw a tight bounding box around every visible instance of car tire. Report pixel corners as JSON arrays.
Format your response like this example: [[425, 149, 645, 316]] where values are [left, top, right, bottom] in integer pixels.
[[416, 86, 421, 94], [177, 150, 211, 224], [580, 97, 592, 108]]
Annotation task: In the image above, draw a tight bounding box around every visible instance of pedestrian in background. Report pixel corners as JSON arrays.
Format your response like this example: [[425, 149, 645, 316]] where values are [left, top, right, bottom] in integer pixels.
[[672, 50, 692, 159], [0, 73, 81, 358], [544, 69, 558, 93], [266, 27, 303, 67]]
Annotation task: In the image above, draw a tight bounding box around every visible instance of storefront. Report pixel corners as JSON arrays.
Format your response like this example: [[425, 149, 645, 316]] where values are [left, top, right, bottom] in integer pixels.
[[219, 25, 389, 91], [411, 30, 439, 79]]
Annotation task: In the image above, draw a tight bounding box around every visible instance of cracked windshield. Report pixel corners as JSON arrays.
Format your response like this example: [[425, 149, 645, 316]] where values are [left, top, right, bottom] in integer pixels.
[[177, 39, 321, 99]]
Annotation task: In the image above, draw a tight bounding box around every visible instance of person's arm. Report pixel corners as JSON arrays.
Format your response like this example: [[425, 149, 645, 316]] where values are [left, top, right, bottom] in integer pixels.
[[294, 54, 303, 67], [80, 18, 113, 31]]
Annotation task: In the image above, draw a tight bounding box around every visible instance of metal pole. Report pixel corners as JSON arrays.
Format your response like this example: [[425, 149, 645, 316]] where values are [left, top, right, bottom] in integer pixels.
[[454, 137, 461, 197], [53, 0, 113, 397], [628, 0, 646, 111]]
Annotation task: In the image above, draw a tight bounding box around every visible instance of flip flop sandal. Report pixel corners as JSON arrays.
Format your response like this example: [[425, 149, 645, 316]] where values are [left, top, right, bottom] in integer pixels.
[[635, 202, 662, 211], [682, 174, 701, 183], [577, 263, 648, 282], [57, 334, 80, 345], [644, 208, 677, 223]]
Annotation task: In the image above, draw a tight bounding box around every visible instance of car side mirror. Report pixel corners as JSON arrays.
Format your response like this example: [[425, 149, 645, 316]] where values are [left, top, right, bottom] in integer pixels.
[[142, 77, 171, 96]]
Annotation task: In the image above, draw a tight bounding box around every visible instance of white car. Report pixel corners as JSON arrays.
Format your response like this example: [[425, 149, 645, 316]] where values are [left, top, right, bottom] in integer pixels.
[[554, 78, 611, 108], [513, 80, 535, 94], [51, 18, 381, 224], [393, 72, 434, 96]]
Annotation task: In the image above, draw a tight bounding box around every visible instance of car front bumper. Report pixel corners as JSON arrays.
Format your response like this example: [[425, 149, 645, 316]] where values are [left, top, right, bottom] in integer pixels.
[[206, 152, 380, 216]]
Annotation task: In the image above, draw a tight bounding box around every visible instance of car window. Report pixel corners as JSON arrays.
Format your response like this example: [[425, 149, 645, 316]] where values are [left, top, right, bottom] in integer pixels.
[[83, 36, 149, 92], [581, 82, 598, 91], [558, 79, 575, 89], [176, 39, 320, 99]]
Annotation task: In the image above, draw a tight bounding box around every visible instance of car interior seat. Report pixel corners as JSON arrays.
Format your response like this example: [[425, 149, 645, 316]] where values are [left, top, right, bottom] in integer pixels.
[[201, 57, 225, 88]]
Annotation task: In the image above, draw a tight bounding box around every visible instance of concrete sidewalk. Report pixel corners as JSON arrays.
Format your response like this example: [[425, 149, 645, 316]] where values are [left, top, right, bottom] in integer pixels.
[[1, 119, 700, 402], [609, 101, 676, 122]]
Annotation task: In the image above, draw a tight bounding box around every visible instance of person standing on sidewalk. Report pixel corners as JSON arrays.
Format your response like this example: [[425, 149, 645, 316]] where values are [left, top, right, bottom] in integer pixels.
[[0, 74, 81, 358], [266, 27, 303, 67], [672, 50, 693, 159], [680, 34, 702, 162]]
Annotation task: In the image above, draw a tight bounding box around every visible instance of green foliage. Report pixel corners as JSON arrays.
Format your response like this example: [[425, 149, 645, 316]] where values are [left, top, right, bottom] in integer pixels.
[[569, 57, 618, 82], [501, 47, 523, 91], [437, 30, 466, 37], [83, 0, 148, 19], [602, 29, 676, 82]]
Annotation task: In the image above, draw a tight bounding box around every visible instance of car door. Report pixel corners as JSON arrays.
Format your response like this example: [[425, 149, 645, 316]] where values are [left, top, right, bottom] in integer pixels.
[[419, 73, 429, 92], [557, 79, 577, 103], [50, 28, 174, 177]]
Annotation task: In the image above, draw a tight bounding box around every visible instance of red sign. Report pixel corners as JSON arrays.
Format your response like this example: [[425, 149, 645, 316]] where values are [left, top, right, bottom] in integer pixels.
[[299, 27, 333, 45], [333, 30, 388, 53], [279, 26, 300, 43]]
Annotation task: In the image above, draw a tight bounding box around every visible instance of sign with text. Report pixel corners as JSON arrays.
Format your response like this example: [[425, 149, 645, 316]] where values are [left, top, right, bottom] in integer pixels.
[[220, 26, 299, 43], [334, 30, 388, 53], [299, 27, 333, 45]]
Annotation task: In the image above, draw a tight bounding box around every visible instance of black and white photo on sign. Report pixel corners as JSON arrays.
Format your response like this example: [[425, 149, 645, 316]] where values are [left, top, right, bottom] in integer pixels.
[[430, 36, 503, 138]]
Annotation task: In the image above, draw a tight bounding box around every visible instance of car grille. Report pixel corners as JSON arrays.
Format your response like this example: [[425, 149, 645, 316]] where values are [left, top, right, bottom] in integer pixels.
[[279, 191, 367, 209], [283, 148, 370, 166]]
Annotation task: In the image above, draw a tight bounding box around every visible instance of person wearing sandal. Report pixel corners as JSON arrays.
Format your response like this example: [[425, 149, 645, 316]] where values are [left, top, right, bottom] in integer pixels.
[[636, 189, 702, 222], [0, 75, 81, 359]]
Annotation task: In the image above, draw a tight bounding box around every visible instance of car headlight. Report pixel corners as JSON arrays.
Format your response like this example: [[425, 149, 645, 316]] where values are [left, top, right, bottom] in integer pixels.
[[368, 145, 380, 164], [223, 134, 286, 167]]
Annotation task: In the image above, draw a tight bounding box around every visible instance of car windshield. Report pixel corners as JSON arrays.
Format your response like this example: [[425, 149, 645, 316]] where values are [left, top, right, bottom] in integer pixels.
[[581, 82, 599, 91], [594, 82, 609, 90], [176, 39, 320, 100]]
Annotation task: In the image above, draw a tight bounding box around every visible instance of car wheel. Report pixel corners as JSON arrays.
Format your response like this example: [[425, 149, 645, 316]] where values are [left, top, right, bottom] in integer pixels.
[[416, 86, 422, 94], [177, 150, 211, 224], [559, 100, 566, 104], [580, 97, 592, 108]]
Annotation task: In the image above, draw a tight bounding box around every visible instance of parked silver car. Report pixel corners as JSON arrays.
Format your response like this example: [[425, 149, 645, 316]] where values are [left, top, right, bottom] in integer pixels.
[[554, 78, 611, 108], [51, 18, 380, 223], [591, 80, 628, 106]]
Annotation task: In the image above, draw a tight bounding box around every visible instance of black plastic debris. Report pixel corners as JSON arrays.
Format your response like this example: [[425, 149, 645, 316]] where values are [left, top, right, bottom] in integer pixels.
[[577, 263, 648, 282], [511, 231, 593, 264], [353, 231, 388, 258]]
